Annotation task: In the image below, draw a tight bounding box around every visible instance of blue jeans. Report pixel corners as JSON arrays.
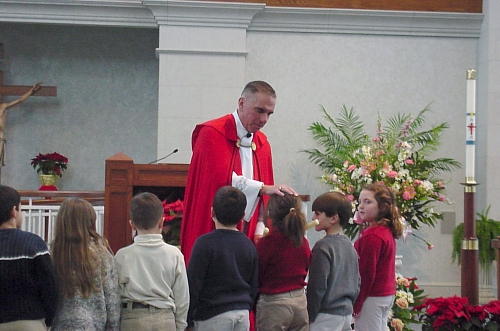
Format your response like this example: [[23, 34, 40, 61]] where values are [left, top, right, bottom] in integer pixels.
[[194, 310, 249, 331]]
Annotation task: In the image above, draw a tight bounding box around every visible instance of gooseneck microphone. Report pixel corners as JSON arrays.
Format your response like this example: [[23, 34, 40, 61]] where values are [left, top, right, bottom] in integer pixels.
[[148, 149, 179, 164]]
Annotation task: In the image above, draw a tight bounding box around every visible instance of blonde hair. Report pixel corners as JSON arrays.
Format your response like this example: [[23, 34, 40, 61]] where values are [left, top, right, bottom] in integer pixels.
[[51, 198, 111, 298]]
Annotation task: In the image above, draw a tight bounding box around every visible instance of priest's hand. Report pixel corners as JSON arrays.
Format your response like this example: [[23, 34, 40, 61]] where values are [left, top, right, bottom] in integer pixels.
[[260, 184, 298, 196]]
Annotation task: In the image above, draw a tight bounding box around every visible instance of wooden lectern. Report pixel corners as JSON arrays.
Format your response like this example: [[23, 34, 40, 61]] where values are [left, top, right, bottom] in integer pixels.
[[104, 152, 189, 253]]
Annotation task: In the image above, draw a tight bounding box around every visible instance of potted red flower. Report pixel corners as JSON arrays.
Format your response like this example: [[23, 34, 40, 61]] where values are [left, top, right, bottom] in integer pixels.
[[31, 152, 68, 189], [161, 199, 183, 247], [31, 152, 68, 177], [415, 295, 500, 330]]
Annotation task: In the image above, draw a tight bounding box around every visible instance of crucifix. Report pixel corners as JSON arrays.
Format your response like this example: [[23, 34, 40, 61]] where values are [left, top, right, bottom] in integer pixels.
[[0, 43, 57, 183]]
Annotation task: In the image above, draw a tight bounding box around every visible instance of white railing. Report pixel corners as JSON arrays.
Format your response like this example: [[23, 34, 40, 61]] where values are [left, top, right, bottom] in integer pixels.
[[19, 191, 105, 244]]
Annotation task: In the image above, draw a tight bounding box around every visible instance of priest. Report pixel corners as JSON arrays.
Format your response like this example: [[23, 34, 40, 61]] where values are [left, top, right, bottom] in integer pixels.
[[181, 80, 297, 263]]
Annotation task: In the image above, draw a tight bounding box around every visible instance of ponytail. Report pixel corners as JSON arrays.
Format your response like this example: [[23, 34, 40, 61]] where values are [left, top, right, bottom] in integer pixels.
[[267, 194, 306, 247]]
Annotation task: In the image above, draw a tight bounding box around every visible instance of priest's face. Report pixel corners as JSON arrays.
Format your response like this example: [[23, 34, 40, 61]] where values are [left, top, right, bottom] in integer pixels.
[[237, 91, 276, 133]]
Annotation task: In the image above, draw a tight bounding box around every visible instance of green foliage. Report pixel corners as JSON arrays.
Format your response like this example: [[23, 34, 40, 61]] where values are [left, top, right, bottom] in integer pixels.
[[452, 206, 500, 274], [304, 105, 461, 239]]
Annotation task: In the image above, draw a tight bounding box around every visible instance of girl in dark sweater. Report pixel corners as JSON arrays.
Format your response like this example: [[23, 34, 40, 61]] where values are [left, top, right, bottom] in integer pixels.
[[255, 193, 312, 331]]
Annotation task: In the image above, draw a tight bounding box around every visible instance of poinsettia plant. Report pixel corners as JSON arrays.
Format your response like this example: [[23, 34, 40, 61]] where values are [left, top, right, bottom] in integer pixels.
[[162, 199, 183, 246], [304, 105, 461, 239], [388, 274, 426, 331], [31, 152, 68, 177], [415, 295, 500, 330]]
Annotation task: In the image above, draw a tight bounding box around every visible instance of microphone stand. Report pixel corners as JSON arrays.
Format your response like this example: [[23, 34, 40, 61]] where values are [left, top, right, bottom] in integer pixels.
[[148, 149, 179, 164]]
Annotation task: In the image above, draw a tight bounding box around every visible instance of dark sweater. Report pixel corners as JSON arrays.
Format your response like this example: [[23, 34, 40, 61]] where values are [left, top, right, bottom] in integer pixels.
[[187, 229, 258, 326], [0, 229, 59, 325]]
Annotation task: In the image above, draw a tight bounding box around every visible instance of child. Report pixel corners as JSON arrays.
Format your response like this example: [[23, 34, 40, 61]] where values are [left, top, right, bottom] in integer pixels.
[[307, 192, 360, 331], [255, 193, 311, 331], [187, 186, 258, 331], [353, 184, 403, 331], [0, 185, 59, 330], [114, 192, 189, 331], [51, 198, 121, 331]]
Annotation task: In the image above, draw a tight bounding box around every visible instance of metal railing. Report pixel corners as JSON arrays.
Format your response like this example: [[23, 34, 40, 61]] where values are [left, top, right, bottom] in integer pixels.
[[19, 191, 105, 243]]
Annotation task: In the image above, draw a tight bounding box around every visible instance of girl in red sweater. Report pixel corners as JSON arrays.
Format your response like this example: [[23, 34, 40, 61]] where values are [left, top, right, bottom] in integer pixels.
[[255, 193, 312, 331], [353, 183, 403, 331]]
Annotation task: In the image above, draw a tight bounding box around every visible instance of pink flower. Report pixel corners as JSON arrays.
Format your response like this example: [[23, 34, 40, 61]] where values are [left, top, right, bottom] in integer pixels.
[[414, 179, 422, 185], [391, 318, 405, 331], [387, 170, 398, 178], [405, 159, 414, 164], [402, 191, 412, 200], [347, 195, 355, 202], [348, 164, 357, 172], [428, 244, 435, 250], [396, 297, 409, 309], [397, 277, 410, 287]]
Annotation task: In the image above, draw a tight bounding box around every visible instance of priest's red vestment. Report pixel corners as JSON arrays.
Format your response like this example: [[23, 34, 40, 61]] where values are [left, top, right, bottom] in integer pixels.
[[180, 114, 274, 264]]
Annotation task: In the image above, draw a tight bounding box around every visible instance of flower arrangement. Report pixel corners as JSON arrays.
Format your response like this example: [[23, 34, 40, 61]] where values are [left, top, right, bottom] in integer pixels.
[[415, 296, 500, 330], [31, 152, 68, 177], [162, 199, 183, 246], [304, 105, 461, 239], [388, 274, 426, 331]]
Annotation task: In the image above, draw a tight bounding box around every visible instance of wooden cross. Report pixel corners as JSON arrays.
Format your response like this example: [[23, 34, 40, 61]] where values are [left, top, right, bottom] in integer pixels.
[[0, 43, 57, 101], [0, 43, 57, 183]]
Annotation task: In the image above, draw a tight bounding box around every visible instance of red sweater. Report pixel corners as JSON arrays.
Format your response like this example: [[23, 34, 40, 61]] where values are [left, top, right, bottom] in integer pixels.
[[353, 225, 396, 315], [256, 230, 311, 294]]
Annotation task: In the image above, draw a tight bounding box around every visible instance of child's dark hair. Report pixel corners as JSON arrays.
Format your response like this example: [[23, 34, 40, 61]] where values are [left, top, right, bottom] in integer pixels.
[[312, 192, 352, 227], [130, 192, 164, 230], [362, 183, 403, 239], [212, 186, 246, 226], [267, 193, 306, 247], [0, 185, 21, 225]]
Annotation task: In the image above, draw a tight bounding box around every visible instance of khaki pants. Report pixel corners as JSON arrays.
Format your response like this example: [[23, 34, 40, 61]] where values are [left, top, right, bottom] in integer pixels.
[[121, 305, 176, 331], [0, 319, 47, 331], [256, 289, 309, 331]]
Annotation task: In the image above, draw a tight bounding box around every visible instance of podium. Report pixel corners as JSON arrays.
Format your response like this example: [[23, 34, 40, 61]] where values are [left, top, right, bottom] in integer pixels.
[[104, 152, 189, 253]]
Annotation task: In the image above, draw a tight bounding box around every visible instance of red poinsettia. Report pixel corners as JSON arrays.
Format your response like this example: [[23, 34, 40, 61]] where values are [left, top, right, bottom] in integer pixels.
[[31, 152, 68, 177], [416, 295, 500, 330], [162, 199, 183, 223]]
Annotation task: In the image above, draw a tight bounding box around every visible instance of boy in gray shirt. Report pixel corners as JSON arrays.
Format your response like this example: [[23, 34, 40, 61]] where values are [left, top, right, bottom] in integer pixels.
[[307, 192, 360, 331]]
